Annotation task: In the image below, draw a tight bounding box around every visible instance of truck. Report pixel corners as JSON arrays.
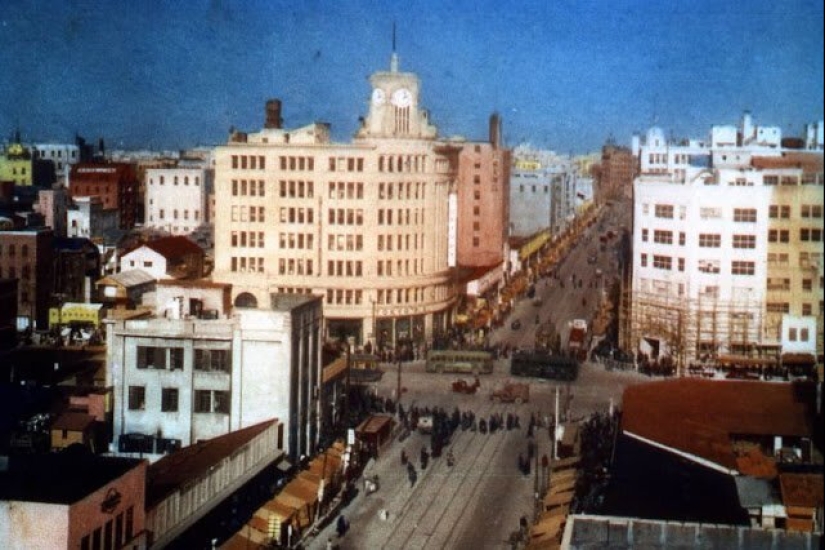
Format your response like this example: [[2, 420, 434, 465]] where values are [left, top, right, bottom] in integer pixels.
[[490, 382, 530, 404], [567, 319, 588, 361]]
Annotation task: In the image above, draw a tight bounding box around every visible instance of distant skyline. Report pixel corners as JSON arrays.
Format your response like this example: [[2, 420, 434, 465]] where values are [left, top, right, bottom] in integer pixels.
[[1, 0, 822, 154]]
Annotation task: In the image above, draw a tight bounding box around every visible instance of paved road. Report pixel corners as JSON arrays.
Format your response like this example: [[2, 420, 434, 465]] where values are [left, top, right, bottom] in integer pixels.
[[306, 200, 640, 550], [306, 362, 651, 550]]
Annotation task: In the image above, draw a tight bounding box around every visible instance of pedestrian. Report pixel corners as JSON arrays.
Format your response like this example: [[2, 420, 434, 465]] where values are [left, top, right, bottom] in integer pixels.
[[327, 538, 333, 550], [336, 515, 348, 537]]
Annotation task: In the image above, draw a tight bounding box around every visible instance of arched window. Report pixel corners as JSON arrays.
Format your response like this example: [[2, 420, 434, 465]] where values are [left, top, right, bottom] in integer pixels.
[[234, 292, 258, 308]]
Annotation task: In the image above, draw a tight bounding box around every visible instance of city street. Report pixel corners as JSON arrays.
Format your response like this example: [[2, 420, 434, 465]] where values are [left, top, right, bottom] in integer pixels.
[[305, 201, 649, 549]]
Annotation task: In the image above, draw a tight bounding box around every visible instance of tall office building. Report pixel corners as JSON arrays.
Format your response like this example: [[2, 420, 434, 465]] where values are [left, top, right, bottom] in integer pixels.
[[212, 52, 463, 350]]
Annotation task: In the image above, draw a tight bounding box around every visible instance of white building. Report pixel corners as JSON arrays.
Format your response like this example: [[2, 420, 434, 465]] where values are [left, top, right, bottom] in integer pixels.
[[211, 51, 461, 350], [106, 283, 322, 462], [31, 142, 80, 183], [67, 195, 118, 239], [145, 167, 213, 247], [627, 155, 823, 369], [509, 145, 588, 238]]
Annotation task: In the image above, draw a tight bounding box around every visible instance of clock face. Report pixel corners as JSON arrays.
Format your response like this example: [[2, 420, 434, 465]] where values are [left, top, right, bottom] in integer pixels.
[[371, 88, 385, 105], [391, 87, 413, 108]]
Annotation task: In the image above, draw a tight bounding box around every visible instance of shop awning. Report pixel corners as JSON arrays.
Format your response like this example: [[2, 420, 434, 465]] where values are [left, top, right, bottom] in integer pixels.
[[781, 353, 817, 366], [717, 355, 778, 367]]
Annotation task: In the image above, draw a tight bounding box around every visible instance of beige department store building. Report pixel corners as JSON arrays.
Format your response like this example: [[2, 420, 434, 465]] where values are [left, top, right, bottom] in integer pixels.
[[212, 53, 467, 350]]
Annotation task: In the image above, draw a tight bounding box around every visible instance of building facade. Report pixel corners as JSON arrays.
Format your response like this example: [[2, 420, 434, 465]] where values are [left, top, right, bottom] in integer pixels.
[[211, 52, 462, 350], [455, 116, 511, 269], [32, 142, 80, 182], [144, 167, 212, 243], [598, 143, 636, 202], [70, 162, 139, 229], [626, 154, 823, 369], [0, 228, 54, 330], [106, 287, 322, 462]]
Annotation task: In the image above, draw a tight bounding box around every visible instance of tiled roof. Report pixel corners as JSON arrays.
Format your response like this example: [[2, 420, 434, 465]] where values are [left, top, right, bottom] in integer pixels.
[[780, 473, 824, 508], [146, 420, 278, 508], [621, 379, 815, 471], [143, 236, 203, 258]]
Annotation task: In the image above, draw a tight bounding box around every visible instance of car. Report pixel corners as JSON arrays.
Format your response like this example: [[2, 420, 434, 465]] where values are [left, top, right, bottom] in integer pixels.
[[511, 319, 522, 330]]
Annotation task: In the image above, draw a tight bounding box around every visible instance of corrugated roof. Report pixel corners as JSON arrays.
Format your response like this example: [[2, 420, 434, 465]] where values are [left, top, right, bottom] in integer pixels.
[[622, 379, 816, 471], [105, 268, 155, 287], [146, 419, 278, 508]]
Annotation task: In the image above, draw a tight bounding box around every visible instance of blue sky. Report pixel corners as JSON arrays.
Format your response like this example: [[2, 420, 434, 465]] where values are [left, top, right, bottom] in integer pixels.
[[1, 0, 822, 153]]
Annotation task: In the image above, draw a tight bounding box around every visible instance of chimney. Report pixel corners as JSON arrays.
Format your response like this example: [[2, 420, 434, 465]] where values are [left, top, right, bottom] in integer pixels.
[[489, 112, 502, 149], [265, 99, 282, 129]]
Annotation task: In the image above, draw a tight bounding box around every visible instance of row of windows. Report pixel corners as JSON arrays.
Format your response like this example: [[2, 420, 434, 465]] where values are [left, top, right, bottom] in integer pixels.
[[278, 258, 314, 276], [769, 204, 823, 218], [377, 258, 422, 277], [136, 348, 230, 373], [129, 385, 231, 414], [766, 302, 823, 316], [36, 148, 78, 159], [230, 205, 265, 223], [327, 260, 363, 277], [282, 155, 315, 171], [327, 208, 363, 225], [378, 154, 426, 174], [329, 156, 363, 172], [281, 180, 315, 198], [232, 179, 265, 197], [156, 209, 200, 221], [0, 265, 32, 279], [230, 257, 264, 273], [378, 208, 421, 225], [328, 234, 362, 251], [279, 207, 314, 224], [231, 154, 266, 170], [326, 288, 364, 305], [376, 287, 426, 305], [648, 204, 759, 222], [378, 233, 422, 252], [231, 231, 265, 248], [79, 506, 134, 550], [379, 181, 425, 200], [153, 174, 201, 186], [0, 244, 30, 257], [640, 254, 755, 275], [328, 181, 364, 199], [282, 232, 314, 250]]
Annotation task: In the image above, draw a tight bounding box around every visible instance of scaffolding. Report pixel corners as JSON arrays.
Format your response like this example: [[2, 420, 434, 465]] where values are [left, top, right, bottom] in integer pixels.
[[621, 284, 771, 374]]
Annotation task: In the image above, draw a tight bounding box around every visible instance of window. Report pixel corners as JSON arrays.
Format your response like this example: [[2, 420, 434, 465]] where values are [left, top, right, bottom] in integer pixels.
[[653, 230, 673, 244], [653, 255, 672, 270], [128, 386, 145, 410], [214, 391, 230, 414], [641, 229, 648, 242], [768, 229, 790, 243], [698, 259, 720, 274], [161, 388, 179, 412], [194, 390, 211, 413], [699, 234, 721, 248], [733, 208, 757, 222], [732, 234, 756, 249], [769, 205, 791, 219], [801, 228, 823, 242], [654, 204, 674, 219], [137, 346, 165, 369], [195, 349, 231, 372], [802, 204, 823, 218], [169, 348, 183, 370], [732, 261, 755, 275], [640, 254, 647, 267]]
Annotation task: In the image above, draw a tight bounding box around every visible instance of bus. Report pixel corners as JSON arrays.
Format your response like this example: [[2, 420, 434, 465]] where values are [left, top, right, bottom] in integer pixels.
[[510, 350, 578, 381], [425, 349, 494, 374]]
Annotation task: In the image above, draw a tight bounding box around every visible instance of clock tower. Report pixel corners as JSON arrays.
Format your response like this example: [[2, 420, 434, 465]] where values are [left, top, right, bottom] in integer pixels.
[[356, 51, 437, 140]]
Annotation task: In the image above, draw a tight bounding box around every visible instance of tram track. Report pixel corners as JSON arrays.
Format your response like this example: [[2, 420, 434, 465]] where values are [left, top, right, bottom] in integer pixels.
[[380, 399, 522, 549]]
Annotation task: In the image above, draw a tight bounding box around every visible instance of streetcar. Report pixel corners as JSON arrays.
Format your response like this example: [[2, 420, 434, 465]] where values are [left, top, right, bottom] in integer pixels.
[[425, 349, 494, 374], [510, 350, 578, 381]]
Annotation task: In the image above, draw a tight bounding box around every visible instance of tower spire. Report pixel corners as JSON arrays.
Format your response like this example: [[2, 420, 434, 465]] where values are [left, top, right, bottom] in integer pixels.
[[390, 22, 399, 72]]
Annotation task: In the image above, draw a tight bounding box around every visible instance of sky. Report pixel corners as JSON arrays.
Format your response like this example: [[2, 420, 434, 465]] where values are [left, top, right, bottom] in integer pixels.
[[1, 0, 822, 154]]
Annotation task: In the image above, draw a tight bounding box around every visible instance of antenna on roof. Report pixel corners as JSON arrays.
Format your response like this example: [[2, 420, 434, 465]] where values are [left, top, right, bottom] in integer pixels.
[[390, 22, 399, 72]]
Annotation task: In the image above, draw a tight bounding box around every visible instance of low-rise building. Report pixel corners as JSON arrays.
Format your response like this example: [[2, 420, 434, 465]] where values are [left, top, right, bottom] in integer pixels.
[[0, 449, 148, 549], [106, 285, 322, 462]]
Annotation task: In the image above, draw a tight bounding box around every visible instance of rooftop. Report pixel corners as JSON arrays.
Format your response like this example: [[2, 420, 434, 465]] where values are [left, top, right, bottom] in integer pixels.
[[0, 447, 144, 504], [621, 379, 817, 472], [146, 420, 278, 508]]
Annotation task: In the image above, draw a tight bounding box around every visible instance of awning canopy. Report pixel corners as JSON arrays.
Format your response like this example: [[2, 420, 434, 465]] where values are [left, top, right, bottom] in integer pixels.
[[781, 353, 817, 366]]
